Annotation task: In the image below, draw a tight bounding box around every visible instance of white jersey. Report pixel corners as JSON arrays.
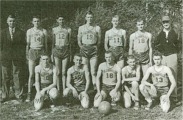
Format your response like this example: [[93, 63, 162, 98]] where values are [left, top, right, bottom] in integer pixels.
[[27, 28, 46, 49], [78, 25, 99, 45], [52, 26, 70, 47], [98, 62, 120, 86], [107, 29, 125, 47]]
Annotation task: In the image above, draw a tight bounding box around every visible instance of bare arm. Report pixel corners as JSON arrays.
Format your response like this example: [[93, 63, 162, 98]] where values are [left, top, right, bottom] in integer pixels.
[[68, 28, 72, 62], [129, 34, 134, 55], [122, 66, 140, 82], [84, 65, 90, 92], [97, 26, 101, 47], [35, 72, 41, 93], [148, 33, 153, 65], [166, 67, 176, 97], [96, 65, 102, 93], [26, 30, 31, 59], [104, 31, 109, 51], [123, 30, 127, 50], [66, 69, 75, 90], [141, 67, 153, 86], [77, 27, 83, 48], [114, 67, 121, 91], [44, 30, 48, 52]]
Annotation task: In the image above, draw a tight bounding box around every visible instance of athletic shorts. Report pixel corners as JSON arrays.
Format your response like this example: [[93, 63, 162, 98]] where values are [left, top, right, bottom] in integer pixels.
[[74, 84, 85, 93], [28, 48, 44, 61], [101, 84, 115, 95], [80, 45, 98, 59], [124, 81, 132, 88], [133, 50, 149, 64], [52, 46, 69, 59], [108, 46, 124, 61], [155, 86, 169, 97]]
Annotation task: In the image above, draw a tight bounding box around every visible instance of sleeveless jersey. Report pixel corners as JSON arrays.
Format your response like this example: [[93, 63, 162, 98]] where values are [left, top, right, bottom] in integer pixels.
[[123, 66, 137, 78], [28, 28, 46, 49], [151, 66, 169, 87], [35, 64, 55, 85], [108, 29, 124, 47], [69, 65, 86, 87], [100, 62, 119, 86], [52, 27, 69, 46], [79, 25, 98, 45], [133, 32, 149, 53]]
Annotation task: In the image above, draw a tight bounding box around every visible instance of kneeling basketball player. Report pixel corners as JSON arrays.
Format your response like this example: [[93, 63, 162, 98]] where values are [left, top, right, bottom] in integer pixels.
[[34, 53, 59, 111], [94, 51, 121, 107], [139, 52, 176, 112], [63, 53, 90, 108]]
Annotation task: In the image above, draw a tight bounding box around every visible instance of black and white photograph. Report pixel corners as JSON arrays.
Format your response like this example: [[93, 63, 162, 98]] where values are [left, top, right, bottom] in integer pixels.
[[0, 0, 182, 120]]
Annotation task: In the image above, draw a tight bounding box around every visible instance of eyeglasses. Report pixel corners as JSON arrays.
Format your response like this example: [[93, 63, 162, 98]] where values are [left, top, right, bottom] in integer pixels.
[[162, 21, 169, 24]]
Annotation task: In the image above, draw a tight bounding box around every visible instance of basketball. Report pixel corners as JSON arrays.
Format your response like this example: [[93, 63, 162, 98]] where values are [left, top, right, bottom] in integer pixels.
[[98, 101, 111, 115]]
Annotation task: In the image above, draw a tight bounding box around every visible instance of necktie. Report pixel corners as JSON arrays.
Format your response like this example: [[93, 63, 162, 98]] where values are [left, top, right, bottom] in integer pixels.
[[10, 28, 14, 40]]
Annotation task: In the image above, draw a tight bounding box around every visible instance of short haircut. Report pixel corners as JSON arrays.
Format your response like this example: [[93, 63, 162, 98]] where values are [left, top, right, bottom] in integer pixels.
[[127, 55, 136, 61], [74, 53, 82, 58], [112, 15, 119, 20], [136, 18, 144, 23], [32, 15, 40, 20], [56, 14, 64, 19], [7, 14, 16, 19], [153, 51, 163, 58], [40, 52, 50, 58], [86, 10, 93, 16], [105, 50, 114, 57]]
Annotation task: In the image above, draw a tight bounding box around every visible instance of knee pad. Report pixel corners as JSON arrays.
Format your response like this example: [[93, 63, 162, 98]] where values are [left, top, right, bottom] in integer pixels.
[[123, 92, 131, 108], [49, 88, 59, 99], [80, 93, 89, 108], [94, 93, 103, 107], [34, 93, 44, 111], [160, 95, 170, 113]]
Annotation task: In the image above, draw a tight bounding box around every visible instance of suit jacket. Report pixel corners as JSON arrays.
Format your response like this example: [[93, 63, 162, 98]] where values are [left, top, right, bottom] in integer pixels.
[[0, 27, 26, 66]]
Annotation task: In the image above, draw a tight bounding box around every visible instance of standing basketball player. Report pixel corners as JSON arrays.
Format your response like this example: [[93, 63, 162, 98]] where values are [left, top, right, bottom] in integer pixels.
[[155, 15, 179, 103], [122, 55, 140, 110], [77, 10, 101, 90], [63, 53, 90, 108], [94, 51, 121, 107], [139, 52, 176, 112], [52, 16, 71, 94], [105, 15, 126, 69], [34, 53, 59, 111], [26, 16, 48, 102], [129, 19, 152, 75]]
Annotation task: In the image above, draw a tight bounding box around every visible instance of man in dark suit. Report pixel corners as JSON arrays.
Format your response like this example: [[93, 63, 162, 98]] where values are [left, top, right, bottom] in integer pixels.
[[0, 15, 26, 102]]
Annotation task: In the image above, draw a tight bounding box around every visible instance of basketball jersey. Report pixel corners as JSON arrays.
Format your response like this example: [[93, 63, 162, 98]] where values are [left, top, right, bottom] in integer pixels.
[[133, 32, 149, 53], [107, 29, 124, 47], [52, 26, 69, 46], [151, 66, 169, 87], [35, 64, 55, 85], [28, 28, 46, 49], [69, 65, 86, 87], [79, 25, 98, 45], [123, 66, 137, 78], [100, 62, 120, 86]]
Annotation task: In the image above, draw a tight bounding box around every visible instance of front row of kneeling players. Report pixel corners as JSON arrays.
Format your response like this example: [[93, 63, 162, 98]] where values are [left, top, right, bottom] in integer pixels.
[[34, 51, 175, 113]]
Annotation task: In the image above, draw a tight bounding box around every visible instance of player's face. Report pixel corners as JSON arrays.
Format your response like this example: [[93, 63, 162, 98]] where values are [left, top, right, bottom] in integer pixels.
[[153, 56, 162, 66], [127, 59, 136, 68], [32, 18, 40, 28], [111, 17, 119, 27], [162, 20, 170, 29], [7, 17, 16, 28], [85, 14, 93, 24], [105, 53, 114, 64], [74, 56, 82, 66], [40, 56, 49, 66], [136, 21, 144, 31], [57, 17, 64, 26]]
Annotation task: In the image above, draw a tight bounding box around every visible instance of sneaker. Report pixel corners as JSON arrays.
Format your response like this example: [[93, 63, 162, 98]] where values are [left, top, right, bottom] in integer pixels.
[[17, 96, 24, 103], [25, 93, 31, 102], [133, 101, 139, 110], [145, 102, 152, 110]]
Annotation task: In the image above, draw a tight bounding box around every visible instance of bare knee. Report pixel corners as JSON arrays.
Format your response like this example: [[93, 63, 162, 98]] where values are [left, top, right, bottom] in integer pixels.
[[49, 88, 59, 99], [139, 83, 145, 92], [132, 81, 139, 89], [63, 88, 71, 97], [80, 92, 89, 108], [123, 92, 131, 108], [62, 71, 66, 77]]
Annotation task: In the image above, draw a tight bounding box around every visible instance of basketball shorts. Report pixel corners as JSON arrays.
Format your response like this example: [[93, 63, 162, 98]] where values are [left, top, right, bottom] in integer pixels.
[[108, 46, 124, 61], [123, 81, 132, 88], [133, 50, 149, 64], [28, 48, 44, 61], [80, 45, 98, 59], [52, 46, 69, 59], [155, 86, 169, 97], [74, 84, 85, 93], [101, 84, 115, 95]]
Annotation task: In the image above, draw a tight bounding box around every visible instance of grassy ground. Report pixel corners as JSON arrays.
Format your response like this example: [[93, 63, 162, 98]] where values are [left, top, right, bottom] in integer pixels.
[[0, 89, 182, 120]]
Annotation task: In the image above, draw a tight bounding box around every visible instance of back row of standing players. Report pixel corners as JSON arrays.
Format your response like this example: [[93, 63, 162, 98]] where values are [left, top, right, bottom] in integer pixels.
[[3, 10, 179, 112]]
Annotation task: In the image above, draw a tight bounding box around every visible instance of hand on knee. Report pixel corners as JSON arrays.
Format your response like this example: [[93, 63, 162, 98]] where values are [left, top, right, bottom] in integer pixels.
[[94, 93, 102, 107], [81, 97, 89, 108]]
